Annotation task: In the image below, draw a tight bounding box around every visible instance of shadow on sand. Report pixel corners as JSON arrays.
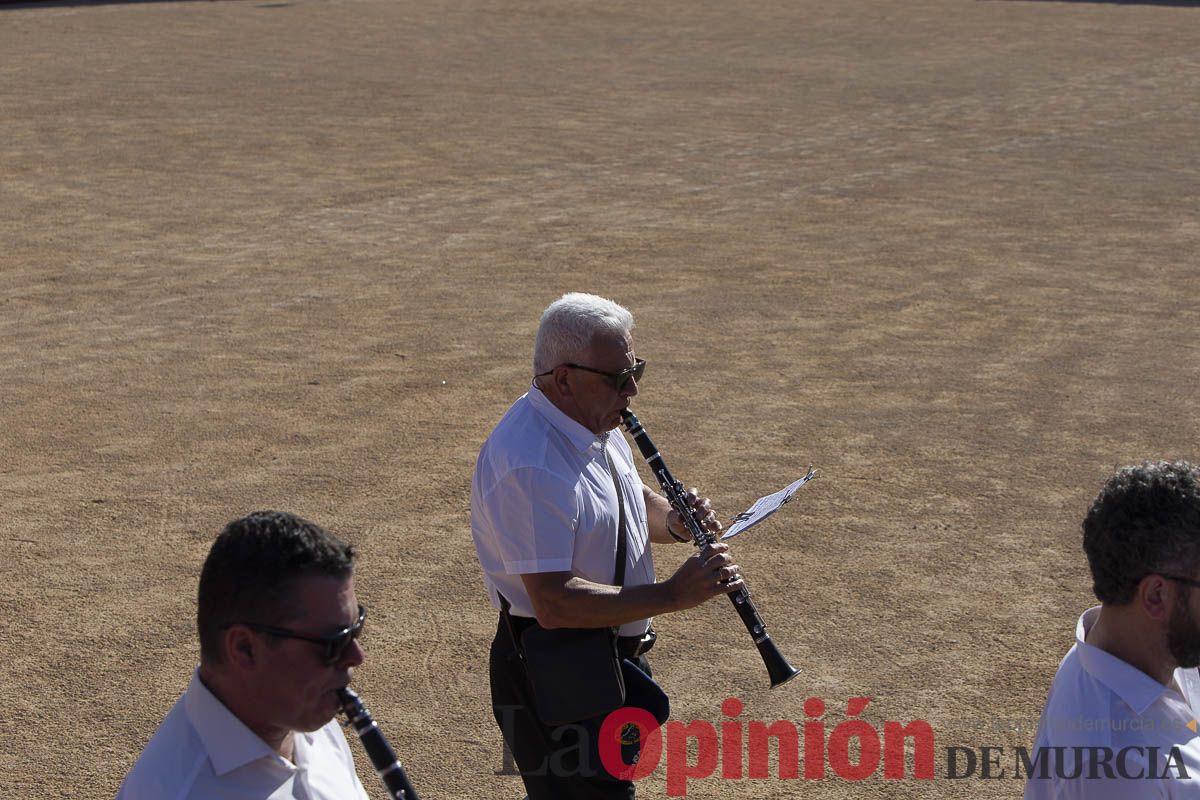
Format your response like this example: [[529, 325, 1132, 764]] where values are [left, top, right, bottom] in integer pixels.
[[0, 0, 288, 10], [988, 0, 1199, 6]]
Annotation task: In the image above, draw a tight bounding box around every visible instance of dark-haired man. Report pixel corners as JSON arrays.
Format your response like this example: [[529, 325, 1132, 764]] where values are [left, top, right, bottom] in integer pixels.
[[1026, 461, 1200, 798], [117, 511, 370, 800]]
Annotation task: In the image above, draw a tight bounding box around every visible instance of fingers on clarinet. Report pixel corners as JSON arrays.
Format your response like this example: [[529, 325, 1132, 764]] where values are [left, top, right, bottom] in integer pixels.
[[713, 561, 740, 580]]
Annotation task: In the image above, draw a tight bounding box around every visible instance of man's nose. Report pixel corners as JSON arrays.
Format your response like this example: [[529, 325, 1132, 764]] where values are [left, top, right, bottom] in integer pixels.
[[340, 638, 366, 668]]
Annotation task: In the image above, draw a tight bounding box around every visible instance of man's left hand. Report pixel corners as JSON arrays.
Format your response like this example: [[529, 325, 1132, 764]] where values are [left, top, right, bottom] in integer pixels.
[[667, 488, 723, 542]]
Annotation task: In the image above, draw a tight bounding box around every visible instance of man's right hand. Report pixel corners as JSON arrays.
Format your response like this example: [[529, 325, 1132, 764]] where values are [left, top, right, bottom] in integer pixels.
[[665, 543, 743, 610]]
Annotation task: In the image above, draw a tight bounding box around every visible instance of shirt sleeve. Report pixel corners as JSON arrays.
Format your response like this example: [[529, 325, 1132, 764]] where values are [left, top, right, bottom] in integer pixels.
[[352, 765, 371, 800], [485, 465, 580, 574], [327, 720, 372, 800]]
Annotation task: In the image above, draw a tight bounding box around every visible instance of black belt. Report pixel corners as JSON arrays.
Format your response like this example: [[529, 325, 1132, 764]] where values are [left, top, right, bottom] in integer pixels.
[[504, 614, 656, 659], [618, 628, 657, 659]]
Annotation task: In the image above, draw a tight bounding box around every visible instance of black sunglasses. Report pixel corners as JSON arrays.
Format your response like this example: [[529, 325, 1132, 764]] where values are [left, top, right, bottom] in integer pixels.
[[239, 605, 366, 665], [537, 358, 646, 391], [1160, 575, 1200, 591]]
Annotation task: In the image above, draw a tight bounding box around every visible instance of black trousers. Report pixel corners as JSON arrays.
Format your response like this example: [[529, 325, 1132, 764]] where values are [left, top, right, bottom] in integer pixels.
[[490, 617, 654, 800]]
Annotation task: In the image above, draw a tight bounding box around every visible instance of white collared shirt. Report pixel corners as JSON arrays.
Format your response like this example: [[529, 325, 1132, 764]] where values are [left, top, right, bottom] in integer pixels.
[[116, 671, 370, 800], [1025, 606, 1200, 798], [470, 385, 656, 637]]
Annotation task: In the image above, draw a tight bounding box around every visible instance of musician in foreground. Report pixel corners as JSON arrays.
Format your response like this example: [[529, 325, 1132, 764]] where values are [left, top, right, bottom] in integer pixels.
[[117, 511, 371, 800], [470, 292, 740, 799]]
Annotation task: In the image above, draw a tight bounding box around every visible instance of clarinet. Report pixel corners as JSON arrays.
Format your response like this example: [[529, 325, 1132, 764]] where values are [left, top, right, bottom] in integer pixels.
[[621, 409, 800, 688], [337, 687, 422, 800]]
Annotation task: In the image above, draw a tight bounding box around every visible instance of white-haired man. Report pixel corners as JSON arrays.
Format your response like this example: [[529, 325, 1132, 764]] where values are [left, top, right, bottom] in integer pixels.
[[471, 292, 740, 799]]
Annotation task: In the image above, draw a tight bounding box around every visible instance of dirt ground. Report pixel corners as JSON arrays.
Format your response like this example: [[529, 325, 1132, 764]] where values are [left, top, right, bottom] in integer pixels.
[[2, 0, 1198, 797]]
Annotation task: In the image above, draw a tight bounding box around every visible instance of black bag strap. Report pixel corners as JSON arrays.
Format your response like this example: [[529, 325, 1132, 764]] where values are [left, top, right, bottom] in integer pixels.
[[498, 592, 523, 657], [603, 436, 629, 587]]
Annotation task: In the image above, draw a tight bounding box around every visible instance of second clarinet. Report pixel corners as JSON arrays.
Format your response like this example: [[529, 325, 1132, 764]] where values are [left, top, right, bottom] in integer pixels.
[[621, 408, 800, 688]]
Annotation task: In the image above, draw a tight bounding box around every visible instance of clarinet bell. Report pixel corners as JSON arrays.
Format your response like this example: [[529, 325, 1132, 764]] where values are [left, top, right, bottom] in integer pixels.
[[759, 637, 801, 688]]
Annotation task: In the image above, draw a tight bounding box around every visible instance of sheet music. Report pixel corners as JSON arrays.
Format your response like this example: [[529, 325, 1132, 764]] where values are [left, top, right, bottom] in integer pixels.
[[721, 466, 817, 540]]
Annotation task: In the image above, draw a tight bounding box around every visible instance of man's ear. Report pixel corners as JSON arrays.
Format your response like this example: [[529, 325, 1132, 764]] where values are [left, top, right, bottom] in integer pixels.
[[1136, 573, 1174, 622], [543, 366, 575, 398], [223, 625, 258, 670]]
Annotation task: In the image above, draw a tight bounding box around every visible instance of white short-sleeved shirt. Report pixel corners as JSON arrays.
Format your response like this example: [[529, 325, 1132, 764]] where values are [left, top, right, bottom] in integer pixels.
[[116, 670, 370, 800], [471, 385, 656, 637], [1025, 606, 1200, 799]]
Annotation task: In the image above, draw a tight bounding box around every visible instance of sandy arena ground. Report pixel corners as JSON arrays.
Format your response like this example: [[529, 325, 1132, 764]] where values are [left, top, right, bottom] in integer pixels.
[[2, 0, 1198, 797]]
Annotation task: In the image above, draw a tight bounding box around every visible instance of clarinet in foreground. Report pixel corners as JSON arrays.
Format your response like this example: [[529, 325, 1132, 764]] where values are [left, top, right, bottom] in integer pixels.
[[338, 687, 422, 800], [621, 409, 800, 688]]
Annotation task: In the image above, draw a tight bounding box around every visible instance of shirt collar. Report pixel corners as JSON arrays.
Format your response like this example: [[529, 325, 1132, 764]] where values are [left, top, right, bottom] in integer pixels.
[[184, 669, 311, 776], [1075, 605, 1172, 716], [527, 383, 604, 454]]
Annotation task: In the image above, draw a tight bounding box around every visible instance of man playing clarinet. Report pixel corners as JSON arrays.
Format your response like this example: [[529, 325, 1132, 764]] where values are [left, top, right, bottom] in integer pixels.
[[117, 511, 371, 800], [470, 292, 740, 799]]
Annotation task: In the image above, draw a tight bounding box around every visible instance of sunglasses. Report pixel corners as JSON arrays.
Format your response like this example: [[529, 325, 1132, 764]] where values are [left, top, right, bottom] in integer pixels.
[[240, 605, 367, 665], [1160, 575, 1200, 591], [537, 358, 646, 392]]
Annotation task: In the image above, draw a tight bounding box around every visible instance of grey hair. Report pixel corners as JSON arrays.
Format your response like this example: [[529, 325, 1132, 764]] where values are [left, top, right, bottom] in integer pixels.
[[533, 293, 635, 375]]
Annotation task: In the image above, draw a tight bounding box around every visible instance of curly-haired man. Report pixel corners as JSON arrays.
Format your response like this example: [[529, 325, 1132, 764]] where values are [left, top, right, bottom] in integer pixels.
[[1026, 461, 1200, 798]]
